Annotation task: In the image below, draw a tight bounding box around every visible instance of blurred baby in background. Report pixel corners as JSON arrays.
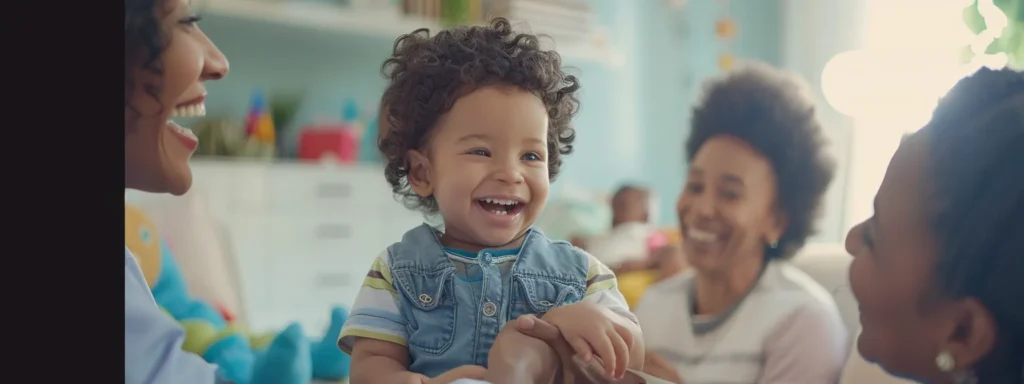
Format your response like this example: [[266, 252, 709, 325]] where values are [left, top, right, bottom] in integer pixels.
[[580, 184, 688, 309], [583, 184, 658, 271]]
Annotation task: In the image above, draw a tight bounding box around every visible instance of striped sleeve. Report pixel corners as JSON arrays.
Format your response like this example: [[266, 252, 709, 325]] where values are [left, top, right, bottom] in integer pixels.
[[582, 251, 639, 325], [337, 251, 407, 354]]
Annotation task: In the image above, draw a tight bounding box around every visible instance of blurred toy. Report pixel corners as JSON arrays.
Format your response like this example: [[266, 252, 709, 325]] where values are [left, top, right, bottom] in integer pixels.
[[614, 230, 687, 309], [125, 205, 162, 286], [125, 204, 351, 384]]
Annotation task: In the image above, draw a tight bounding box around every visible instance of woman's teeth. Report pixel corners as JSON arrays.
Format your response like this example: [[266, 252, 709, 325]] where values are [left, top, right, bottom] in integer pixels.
[[168, 121, 198, 140], [688, 229, 719, 243], [171, 103, 206, 118]]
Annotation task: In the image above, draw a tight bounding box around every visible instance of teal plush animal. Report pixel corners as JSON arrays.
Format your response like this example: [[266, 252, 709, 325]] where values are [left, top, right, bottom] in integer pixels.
[[153, 239, 352, 384], [127, 203, 350, 384]]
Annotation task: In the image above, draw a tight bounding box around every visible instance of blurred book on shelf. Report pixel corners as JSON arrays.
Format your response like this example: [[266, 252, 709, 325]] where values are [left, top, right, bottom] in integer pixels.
[[399, 0, 595, 43]]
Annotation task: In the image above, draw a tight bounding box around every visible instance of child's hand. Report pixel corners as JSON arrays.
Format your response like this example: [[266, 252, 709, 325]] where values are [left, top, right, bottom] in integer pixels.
[[541, 301, 635, 380], [426, 365, 488, 384]]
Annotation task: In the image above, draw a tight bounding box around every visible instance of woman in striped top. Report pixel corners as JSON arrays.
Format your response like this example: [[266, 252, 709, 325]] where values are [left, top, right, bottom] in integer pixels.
[[635, 62, 849, 384]]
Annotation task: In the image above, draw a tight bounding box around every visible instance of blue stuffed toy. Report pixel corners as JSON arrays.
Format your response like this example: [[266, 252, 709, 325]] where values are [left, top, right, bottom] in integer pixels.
[[142, 232, 351, 383]]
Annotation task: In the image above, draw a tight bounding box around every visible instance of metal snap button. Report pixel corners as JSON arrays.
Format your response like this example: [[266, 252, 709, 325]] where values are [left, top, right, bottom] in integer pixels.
[[418, 294, 433, 304], [482, 252, 492, 263], [482, 301, 497, 317]]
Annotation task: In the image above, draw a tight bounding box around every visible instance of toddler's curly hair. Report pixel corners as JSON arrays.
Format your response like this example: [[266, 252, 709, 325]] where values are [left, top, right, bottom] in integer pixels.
[[378, 18, 581, 214]]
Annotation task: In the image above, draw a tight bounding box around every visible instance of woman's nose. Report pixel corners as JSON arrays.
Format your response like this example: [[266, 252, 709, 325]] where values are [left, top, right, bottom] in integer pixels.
[[844, 223, 862, 257], [201, 34, 229, 81]]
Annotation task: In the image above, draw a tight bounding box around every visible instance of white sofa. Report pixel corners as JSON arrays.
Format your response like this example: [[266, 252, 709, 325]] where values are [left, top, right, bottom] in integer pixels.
[[791, 244, 915, 384]]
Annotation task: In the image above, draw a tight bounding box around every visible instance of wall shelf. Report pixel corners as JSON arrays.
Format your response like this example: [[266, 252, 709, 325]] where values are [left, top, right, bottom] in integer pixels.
[[197, 0, 623, 68]]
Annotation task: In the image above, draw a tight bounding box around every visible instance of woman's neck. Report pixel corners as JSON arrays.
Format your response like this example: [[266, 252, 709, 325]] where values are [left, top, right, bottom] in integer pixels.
[[694, 255, 765, 316]]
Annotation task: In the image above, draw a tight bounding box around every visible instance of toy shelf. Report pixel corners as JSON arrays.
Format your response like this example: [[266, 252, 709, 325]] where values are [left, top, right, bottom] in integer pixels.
[[195, 0, 624, 68]]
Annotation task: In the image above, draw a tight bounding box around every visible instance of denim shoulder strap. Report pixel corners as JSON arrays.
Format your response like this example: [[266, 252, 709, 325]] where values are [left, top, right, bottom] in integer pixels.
[[386, 223, 451, 272], [512, 228, 588, 288]]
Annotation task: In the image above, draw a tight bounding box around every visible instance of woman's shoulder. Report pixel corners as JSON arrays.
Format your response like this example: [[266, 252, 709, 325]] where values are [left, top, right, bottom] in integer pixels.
[[725, 261, 845, 334], [644, 268, 696, 296], [758, 260, 840, 309]]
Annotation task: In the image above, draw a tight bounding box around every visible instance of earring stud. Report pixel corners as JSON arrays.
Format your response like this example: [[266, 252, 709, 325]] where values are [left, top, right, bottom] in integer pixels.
[[936, 351, 955, 372]]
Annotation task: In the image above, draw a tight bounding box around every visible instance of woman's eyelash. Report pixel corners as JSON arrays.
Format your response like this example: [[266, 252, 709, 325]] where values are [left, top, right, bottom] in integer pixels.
[[180, 14, 203, 25]]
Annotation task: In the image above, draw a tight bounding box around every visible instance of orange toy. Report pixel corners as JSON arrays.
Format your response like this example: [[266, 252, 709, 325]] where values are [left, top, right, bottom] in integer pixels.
[[715, 18, 737, 39]]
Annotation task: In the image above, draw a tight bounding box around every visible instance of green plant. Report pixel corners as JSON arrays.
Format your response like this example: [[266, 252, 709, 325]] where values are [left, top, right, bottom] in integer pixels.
[[269, 92, 304, 137], [963, 0, 1024, 69]]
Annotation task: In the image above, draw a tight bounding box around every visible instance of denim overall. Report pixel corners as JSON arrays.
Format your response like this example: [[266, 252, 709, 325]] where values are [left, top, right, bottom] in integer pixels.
[[386, 224, 589, 378]]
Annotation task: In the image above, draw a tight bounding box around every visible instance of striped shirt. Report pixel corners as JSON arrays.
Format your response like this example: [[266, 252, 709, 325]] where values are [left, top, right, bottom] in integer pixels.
[[636, 261, 849, 384], [338, 247, 634, 353]]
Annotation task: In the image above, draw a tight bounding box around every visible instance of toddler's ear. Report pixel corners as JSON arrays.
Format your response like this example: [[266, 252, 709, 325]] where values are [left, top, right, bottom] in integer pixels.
[[406, 149, 434, 198]]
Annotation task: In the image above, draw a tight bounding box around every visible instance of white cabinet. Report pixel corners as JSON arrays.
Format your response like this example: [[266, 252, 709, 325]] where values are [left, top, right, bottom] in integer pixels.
[[129, 159, 425, 337]]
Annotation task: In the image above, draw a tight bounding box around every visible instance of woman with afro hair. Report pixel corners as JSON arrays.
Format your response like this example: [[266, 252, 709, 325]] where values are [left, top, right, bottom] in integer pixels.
[[634, 62, 847, 384]]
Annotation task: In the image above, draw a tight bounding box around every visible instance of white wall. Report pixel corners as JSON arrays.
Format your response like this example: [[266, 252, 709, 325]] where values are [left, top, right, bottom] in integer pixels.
[[779, 0, 870, 242]]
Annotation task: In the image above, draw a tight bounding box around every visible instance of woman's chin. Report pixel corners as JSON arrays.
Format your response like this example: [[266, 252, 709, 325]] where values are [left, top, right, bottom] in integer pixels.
[[161, 162, 194, 196], [166, 173, 193, 196]]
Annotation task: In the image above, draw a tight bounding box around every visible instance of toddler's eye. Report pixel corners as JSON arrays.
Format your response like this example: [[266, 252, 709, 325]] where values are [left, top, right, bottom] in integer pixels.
[[522, 152, 542, 161], [469, 149, 490, 156]]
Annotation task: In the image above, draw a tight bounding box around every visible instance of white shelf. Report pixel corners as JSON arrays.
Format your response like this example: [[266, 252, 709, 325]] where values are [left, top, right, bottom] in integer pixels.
[[197, 0, 623, 68]]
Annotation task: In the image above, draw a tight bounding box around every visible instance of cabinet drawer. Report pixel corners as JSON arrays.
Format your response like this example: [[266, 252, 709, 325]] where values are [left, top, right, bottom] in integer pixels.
[[259, 166, 392, 213], [194, 161, 394, 214], [269, 258, 368, 317], [265, 214, 385, 260]]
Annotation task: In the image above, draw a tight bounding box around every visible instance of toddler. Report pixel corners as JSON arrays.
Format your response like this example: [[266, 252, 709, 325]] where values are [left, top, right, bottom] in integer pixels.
[[338, 18, 643, 384]]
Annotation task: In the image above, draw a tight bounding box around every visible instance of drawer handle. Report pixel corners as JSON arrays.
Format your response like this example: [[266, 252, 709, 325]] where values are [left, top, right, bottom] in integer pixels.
[[316, 183, 351, 199], [315, 273, 351, 288], [314, 224, 350, 239]]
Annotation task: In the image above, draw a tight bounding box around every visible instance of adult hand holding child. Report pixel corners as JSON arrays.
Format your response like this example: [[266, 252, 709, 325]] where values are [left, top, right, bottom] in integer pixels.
[[512, 314, 656, 384], [541, 301, 637, 380]]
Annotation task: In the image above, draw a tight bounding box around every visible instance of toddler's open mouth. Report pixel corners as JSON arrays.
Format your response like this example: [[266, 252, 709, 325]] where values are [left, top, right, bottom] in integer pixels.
[[476, 197, 526, 216]]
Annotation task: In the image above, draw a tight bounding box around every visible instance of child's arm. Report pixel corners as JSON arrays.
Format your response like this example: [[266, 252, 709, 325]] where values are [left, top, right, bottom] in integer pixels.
[[350, 338, 425, 384], [580, 252, 646, 368], [541, 251, 646, 380], [338, 254, 423, 384]]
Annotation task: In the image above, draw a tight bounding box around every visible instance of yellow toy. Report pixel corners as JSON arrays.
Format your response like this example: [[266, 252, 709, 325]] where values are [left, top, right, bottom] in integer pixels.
[[615, 228, 687, 309], [125, 204, 162, 287]]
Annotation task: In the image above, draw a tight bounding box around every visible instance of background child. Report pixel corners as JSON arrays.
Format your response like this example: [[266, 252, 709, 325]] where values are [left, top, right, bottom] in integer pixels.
[[584, 184, 659, 272], [338, 18, 643, 384]]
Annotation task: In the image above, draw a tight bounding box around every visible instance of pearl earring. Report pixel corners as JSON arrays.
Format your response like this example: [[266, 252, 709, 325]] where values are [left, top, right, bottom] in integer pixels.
[[936, 351, 956, 372]]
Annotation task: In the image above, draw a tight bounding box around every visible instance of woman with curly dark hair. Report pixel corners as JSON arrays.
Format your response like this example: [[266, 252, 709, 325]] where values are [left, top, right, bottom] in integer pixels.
[[634, 62, 847, 383], [125, 0, 229, 382], [846, 67, 1023, 384], [337, 18, 644, 383]]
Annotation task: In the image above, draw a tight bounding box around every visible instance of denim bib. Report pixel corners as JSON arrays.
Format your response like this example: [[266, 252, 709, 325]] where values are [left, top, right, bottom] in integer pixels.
[[386, 224, 589, 377]]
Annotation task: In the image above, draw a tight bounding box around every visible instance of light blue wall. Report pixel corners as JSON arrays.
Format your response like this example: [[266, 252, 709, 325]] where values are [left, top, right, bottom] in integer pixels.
[[632, 0, 783, 227], [197, 1, 840, 238]]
